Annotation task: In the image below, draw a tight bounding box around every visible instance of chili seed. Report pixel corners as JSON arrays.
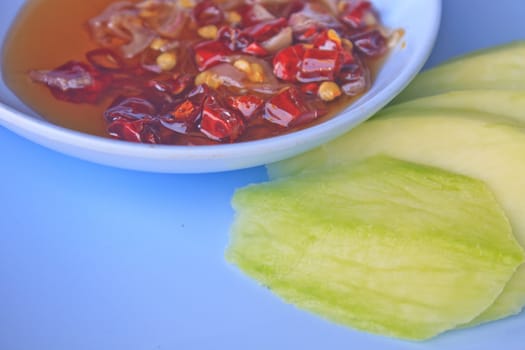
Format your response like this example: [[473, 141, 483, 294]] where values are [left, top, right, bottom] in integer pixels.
[[156, 52, 177, 71], [318, 81, 342, 102], [197, 25, 218, 39], [226, 11, 241, 24]]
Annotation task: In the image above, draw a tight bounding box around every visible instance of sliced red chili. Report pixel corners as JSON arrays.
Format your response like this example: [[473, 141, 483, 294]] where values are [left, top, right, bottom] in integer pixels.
[[29, 61, 111, 104], [147, 74, 194, 97], [193, 40, 234, 70], [264, 87, 311, 127], [227, 95, 265, 120], [200, 96, 244, 142], [104, 96, 157, 123], [337, 58, 371, 96], [295, 26, 320, 42], [107, 119, 143, 142], [188, 84, 215, 106], [86, 48, 125, 71], [242, 18, 288, 43], [297, 48, 342, 83], [193, 0, 224, 26], [107, 118, 161, 144], [217, 26, 251, 51], [161, 96, 203, 135], [300, 82, 320, 95], [351, 29, 388, 57], [171, 100, 200, 122], [143, 80, 179, 114], [238, 4, 275, 26], [169, 74, 195, 96], [280, 1, 305, 19], [242, 42, 269, 56], [273, 44, 305, 81], [313, 30, 342, 51], [340, 0, 374, 30]]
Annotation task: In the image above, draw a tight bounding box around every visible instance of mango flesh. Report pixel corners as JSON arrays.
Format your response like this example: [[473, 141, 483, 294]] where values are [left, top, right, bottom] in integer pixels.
[[228, 156, 523, 340], [267, 111, 525, 325], [387, 89, 525, 126], [392, 42, 525, 104]]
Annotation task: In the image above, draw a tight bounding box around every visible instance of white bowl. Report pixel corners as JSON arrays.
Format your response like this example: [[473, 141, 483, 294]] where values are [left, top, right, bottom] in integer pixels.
[[0, 0, 441, 173]]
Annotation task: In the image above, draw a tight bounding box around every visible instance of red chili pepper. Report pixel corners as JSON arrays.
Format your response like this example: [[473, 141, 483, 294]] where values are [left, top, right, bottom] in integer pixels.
[[242, 42, 269, 56], [297, 48, 342, 83], [264, 87, 314, 127], [193, 40, 234, 70], [193, 0, 224, 26], [273, 44, 306, 82], [171, 100, 200, 122], [217, 26, 251, 51], [107, 118, 161, 144], [300, 82, 320, 95], [340, 1, 374, 30], [86, 48, 125, 71], [242, 18, 288, 42], [313, 30, 343, 51], [29, 61, 112, 104], [227, 95, 265, 120], [200, 96, 244, 142], [104, 96, 157, 123], [351, 29, 388, 57]]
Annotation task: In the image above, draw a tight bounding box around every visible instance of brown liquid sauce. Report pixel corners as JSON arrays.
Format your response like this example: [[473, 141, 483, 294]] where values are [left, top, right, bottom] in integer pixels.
[[3, 0, 387, 144], [3, 0, 122, 137]]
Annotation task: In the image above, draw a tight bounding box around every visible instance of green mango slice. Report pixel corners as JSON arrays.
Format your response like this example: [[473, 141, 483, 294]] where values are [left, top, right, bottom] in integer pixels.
[[229, 156, 523, 340], [267, 111, 525, 326], [392, 42, 525, 104], [387, 89, 525, 127]]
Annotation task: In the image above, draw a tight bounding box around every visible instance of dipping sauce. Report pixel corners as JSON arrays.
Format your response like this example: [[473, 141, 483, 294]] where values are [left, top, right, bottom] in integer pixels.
[[3, 0, 393, 145]]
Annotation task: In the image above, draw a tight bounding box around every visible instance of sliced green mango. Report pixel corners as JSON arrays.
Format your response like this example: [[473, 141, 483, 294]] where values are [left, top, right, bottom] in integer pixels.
[[386, 90, 525, 127], [267, 111, 525, 326], [392, 42, 525, 104], [228, 156, 523, 340]]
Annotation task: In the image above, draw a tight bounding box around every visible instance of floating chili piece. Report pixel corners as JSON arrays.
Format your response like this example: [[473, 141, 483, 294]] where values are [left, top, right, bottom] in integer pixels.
[[86, 48, 125, 72], [340, 0, 375, 30], [200, 96, 244, 142], [194, 40, 234, 71], [296, 26, 320, 42], [338, 58, 371, 96], [273, 44, 305, 82], [280, 1, 305, 19], [313, 29, 343, 51], [217, 26, 251, 51], [193, 0, 224, 26], [264, 87, 317, 127], [29, 61, 111, 104], [242, 18, 288, 43], [238, 4, 275, 26], [227, 95, 265, 120], [351, 29, 388, 57], [242, 42, 269, 56], [301, 82, 320, 95], [147, 74, 194, 99], [161, 99, 201, 135], [104, 96, 157, 123], [171, 100, 200, 122], [297, 48, 342, 83], [107, 118, 161, 144]]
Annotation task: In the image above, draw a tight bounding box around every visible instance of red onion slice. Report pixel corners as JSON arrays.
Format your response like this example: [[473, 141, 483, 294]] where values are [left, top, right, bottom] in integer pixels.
[[260, 27, 293, 53]]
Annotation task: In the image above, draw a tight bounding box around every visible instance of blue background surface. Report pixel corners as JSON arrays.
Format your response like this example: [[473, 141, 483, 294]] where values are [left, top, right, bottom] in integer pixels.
[[2, 1, 525, 349]]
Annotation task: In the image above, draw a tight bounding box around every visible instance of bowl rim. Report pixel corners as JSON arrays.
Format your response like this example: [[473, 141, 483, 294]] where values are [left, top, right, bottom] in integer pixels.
[[0, 0, 442, 172]]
